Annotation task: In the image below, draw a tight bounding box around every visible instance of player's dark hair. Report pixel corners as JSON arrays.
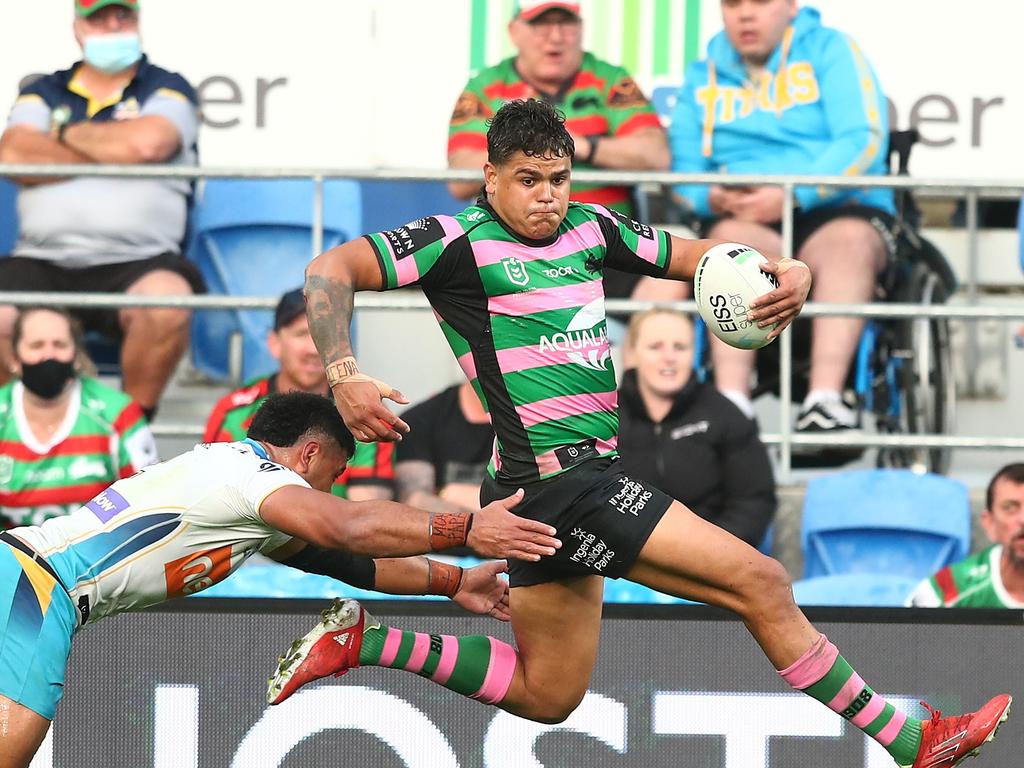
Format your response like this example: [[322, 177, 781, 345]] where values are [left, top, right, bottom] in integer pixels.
[[487, 99, 575, 166], [247, 392, 356, 459], [986, 463, 1024, 510]]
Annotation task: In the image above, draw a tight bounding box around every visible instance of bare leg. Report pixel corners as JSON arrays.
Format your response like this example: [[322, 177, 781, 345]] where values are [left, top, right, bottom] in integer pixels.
[[799, 218, 886, 392], [499, 576, 605, 723], [0, 305, 18, 387], [120, 270, 192, 413], [705, 220, 783, 398], [0, 695, 51, 768], [627, 500, 818, 666]]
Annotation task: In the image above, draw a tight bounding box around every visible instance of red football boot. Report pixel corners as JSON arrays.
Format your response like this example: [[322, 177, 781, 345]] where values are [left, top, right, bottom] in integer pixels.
[[904, 694, 1011, 767], [266, 598, 377, 705]]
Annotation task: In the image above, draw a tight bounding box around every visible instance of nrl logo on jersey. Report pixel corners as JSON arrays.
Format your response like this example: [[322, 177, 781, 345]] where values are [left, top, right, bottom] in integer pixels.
[[538, 298, 611, 371], [501, 256, 530, 287]]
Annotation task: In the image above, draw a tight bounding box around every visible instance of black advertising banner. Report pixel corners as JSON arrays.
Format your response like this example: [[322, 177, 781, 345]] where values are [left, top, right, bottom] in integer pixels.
[[39, 601, 1022, 767]]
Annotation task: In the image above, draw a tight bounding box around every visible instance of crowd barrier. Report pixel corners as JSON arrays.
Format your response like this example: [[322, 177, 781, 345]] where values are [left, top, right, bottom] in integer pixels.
[[31, 599, 1024, 768], [2, 165, 1023, 482]]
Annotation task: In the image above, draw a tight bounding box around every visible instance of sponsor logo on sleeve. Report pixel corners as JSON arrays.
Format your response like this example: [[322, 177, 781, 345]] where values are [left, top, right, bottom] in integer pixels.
[[381, 217, 445, 260], [85, 487, 130, 523], [608, 209, 654, 240]]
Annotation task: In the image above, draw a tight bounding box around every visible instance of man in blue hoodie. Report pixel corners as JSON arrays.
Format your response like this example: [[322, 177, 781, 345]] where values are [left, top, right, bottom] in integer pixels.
[[669, 1, 895, 436]]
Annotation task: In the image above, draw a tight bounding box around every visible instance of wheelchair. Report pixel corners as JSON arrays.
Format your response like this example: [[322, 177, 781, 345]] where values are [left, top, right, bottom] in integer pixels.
[[689, 131, 958, 474]]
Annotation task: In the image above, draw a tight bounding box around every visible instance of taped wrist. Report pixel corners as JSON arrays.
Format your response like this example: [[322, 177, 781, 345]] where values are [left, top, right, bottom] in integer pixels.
[[775, 257, 809, 275], [326, 356, 393, 398], [429, 511, 473, 551], [427, 559, 464, 598], [280, 545, 376, 589]]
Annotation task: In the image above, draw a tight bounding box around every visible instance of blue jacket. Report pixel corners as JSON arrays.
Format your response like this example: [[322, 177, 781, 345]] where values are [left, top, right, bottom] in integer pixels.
[[670, 7, 894, 216]]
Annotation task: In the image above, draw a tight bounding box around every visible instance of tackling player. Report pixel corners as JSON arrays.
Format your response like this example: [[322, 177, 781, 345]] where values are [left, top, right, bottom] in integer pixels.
[[0, 391, 560, 767]]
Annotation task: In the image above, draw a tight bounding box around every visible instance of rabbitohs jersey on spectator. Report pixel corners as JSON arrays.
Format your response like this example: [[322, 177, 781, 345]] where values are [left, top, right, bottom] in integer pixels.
[[907, 544, 1024, 608], [448, 52, 662, 214], [0, 378, 157, 528], [203, 374, 394, 498], [365, 201, 672, 485]]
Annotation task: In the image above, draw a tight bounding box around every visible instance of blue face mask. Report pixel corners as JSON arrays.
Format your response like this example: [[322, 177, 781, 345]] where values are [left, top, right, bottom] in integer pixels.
[[83, 33, 142, 74]]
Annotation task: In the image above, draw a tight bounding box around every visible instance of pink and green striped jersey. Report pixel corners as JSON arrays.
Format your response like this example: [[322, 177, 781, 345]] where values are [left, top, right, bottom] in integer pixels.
[[365, 201, 672, 484], [907, 544, 1024, 608], [0, 378, 157, 528]]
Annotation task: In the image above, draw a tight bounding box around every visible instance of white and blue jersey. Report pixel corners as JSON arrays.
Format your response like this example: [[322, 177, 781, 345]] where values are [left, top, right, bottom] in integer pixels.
[[670, 6, 894, 216], [0, 440, 303, 718]]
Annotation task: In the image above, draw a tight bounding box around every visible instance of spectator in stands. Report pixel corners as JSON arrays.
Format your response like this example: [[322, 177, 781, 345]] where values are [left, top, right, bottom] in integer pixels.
[[447, 0, 678, 311], [616, 308, 775, 547], [0, 307, 157, 529], [669, 1, 896, 436], [395, 381, 494, 515], [907, 463, 1024, 608], [0, 0, 203, 421], [204, 289, 394, 501], [447, 0, 669, 212]]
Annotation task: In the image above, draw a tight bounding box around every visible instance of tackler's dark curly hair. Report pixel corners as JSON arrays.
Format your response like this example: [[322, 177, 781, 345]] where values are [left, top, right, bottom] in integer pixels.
[[247, 392, 356, 459], [486, 99, 576, 166]]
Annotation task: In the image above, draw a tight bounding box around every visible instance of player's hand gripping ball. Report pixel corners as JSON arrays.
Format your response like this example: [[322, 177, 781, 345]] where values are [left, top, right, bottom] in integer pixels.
[[694, 242, 780, 350]]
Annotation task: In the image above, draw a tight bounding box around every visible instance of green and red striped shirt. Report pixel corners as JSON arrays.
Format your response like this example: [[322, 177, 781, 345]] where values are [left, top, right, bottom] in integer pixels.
[[907, 545, 1024, 608], [0, 378, 157, 528], [203, 374, 394, 498], [448, 52, 663, 213], [366, 201, 672, 484]]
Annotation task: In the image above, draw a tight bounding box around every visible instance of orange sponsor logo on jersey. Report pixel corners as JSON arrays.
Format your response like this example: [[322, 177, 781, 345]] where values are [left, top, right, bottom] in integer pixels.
[[164, 545, 234, 598]]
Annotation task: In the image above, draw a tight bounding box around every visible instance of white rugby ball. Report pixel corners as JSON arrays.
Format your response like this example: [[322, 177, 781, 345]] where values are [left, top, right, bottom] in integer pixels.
[[693, 242, 780, 350]]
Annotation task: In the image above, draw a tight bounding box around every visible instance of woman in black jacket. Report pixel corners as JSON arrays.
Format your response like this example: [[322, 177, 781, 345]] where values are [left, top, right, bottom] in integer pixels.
[[617, 308, 776, 547]]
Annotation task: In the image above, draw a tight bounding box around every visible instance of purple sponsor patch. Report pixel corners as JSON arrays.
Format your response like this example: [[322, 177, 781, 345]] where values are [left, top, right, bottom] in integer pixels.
[[85, 487, 129, 523]]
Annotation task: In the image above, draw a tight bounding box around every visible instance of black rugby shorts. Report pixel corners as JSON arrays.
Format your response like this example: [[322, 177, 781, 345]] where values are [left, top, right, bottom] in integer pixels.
[[481, 457, 673, 588]]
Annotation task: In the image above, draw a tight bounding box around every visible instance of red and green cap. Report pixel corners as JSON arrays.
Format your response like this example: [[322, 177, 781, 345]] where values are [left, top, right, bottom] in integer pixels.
[[76, 0, 139, 18], [513, 1, 581, 22]]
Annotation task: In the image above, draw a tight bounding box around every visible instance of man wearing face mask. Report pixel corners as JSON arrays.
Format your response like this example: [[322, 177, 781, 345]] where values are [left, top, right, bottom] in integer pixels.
[[0, 307, 158, 530], [0, 0, 203, 423]]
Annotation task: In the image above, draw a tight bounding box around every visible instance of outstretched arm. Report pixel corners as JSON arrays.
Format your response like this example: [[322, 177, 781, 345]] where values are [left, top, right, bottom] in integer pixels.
[[259, 484, 560, 561], [267, 543, 511, 621], [305, 238, 410, 441]]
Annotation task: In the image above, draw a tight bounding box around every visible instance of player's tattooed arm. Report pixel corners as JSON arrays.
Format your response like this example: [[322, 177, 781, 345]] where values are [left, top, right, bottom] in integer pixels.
[[304, 239, 410, 441], [396, 460, 473, 515], [304, 273, 356, 367]]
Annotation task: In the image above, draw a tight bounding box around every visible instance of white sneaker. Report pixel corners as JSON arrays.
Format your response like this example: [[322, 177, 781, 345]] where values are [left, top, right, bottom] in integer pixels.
[[795, 395, 860, 432]]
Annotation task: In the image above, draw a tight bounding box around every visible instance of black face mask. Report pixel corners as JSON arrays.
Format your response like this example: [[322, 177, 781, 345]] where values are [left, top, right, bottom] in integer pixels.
[[20, 358, 76, 399]]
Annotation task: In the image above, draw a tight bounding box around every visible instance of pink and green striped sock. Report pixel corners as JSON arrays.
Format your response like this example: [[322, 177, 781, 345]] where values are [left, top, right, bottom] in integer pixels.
[[779, 634, 922, 765], [359, 622, 517, 705]]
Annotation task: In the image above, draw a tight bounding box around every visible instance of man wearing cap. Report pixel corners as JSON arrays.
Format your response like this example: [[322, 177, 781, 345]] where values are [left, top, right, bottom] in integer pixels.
[[0, 0, 203, 422], [203, 289, 395, 502], [447, 0, 670, 216]]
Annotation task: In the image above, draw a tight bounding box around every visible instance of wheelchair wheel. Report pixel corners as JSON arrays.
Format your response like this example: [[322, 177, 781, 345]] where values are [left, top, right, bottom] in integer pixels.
[[877, 263, 955, 473]]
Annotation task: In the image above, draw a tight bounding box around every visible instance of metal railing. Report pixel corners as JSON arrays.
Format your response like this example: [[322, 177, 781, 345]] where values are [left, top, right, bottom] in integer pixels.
[[3, 164, 1023, 481]]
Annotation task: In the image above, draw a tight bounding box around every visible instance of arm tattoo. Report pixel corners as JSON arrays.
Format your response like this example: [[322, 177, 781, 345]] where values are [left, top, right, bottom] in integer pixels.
[[395, 461, 437, 503], [304, 273, 356, 368]]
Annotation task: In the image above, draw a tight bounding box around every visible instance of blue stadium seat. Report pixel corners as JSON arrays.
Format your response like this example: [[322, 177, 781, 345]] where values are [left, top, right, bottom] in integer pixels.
[[791, 573, 920, 607], [359, 180, 465, 234], [801, 469, 970, 579], [187, 179, 361, 382], [0, 179, 16, 255]]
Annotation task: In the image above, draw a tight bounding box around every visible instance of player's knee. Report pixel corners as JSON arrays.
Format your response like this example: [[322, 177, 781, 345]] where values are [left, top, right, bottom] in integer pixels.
[[521, 687, 587, 724], [738, 554, 793, 612]]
